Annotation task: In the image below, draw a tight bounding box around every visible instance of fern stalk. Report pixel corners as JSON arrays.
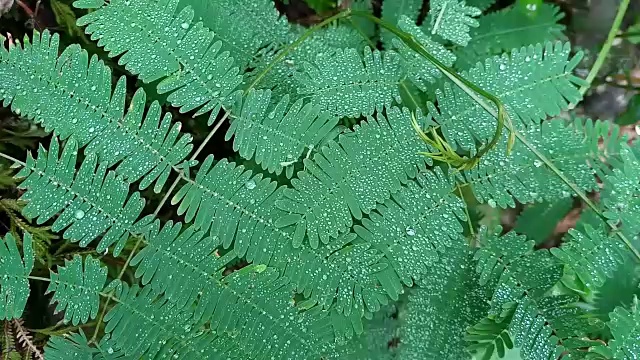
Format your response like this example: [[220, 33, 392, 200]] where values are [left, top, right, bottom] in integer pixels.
[[348, 10, 516, 169], [515, 133, 640, 261], [579, 0, 631, 96]]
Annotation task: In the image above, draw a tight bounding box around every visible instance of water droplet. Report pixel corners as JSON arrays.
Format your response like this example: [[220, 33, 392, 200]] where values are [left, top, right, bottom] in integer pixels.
[[245, 180, 256, 190], [499, 64, 507, 71], [107, 348, 114, 354], [181, 23, 189, 29], [89, 127, 95, 133], [74, 210, 85, 219], [533, 160, 543, 167], [487, 199, 497, 208], [526, 3, 537, 11], [406, 227, 416, 236]]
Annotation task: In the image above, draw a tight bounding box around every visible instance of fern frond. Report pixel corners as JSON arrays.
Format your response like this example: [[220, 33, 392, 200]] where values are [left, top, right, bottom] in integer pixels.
[[466, 316, 514, 360], [45, 330, 124, 360], [0, 31, 194, 192], [394, 16, 456, 91], [507, 297, 565, 360], [246, 23, 368, 101], [74, 0, 243, 123], [0, 233, 33, 321], [399, 245, 491, 359], [103, 268, 335, 359], [46, 255, 107, 326], [599, 146, 640, 238], [455, 4, 566, 69], [276, 107, 431, 248], [429, 42, 584, 152], [474, 228, 563, 318], [590, 296, 640, 359], [295, 47, 403, 118], [514, 198, 573, 244], [168, 157, 389, 327], [551, 225, 628, 291], [380, 0, 423, 47], [180, 0, 290, 68], [15, 138, 149, 255], [354, 170, 465, 286], [326, 305, 399, 359], [463, 120, 597, 208], [226, 89, 338, 178], [426, 0, 481, 46]]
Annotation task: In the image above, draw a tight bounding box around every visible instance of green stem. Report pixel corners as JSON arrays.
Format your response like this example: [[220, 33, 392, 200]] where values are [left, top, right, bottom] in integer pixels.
[[349, 10, 515, 166], [514, 132, 640, 261], [579, 0, 631, 96], [0, 152, 26, 167], [246, 11, 352, 93]]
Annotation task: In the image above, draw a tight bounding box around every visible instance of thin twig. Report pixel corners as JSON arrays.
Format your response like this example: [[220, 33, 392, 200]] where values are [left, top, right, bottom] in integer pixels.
[[579, 0, 631, 96]]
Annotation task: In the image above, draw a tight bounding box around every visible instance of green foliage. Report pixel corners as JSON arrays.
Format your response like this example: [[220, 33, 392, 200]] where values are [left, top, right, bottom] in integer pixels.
[[1, 0, 640, 359], [514, 198, 573, 244], [455, 4, 566, 69], [0, 233, 33, 320], [381, 0, 423, 47], [426, 0, 481, 46], [295, 47, 403, 118], [46, 255, 107, 325]]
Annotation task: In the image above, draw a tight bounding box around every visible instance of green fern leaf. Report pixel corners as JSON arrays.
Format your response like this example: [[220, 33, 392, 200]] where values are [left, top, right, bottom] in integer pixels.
[[45, 330, 124, 359], [74, 0, 243, 124], [551, 225, 627, 291], [247, 24, 368, 101], [0, 31, 195, 193], [103, 269, 335, 359], [46, 255, 107, 326], [130, 220, 235, 308], [592, 296, 640, 359], [168, 157, 389, 326], [599, 146, 640, 238], [180, 0, 290, 68], [474, 228, 563, 318], [381, 0, 423, 47], [326, 305, 399, 359], [275, 107, 430, 248], [170, 156, 285, 255], [226, 89, 338, 178], [466, 316, 515, 360], [354, 170, 465, 287], [15, 138, 149, 255], [514, 198, 573, 244], [295, 47, 403, 118], [429, 42, 585, 152], [455, 4, 566, 69], [0, 233, 33, 320], [399, 245, 491, 359], [463, 120, 597, 208], [394, 16, 456, 91], [507, 297, 564, 360], [426, 0, 481, 46]]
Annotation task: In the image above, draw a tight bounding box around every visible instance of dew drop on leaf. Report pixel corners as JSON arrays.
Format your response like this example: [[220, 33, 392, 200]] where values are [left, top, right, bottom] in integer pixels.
[[74, 210, 85, 219], [245, 180, 256, 190], [181, 23, 189, 29], [406, 227, 416, 236]]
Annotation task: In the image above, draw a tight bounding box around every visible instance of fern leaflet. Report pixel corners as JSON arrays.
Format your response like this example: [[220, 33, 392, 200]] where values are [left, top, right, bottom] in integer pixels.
[[75, 0, 243, 123], [426, 0, 481, 46], [0, 31, 194, 192], [0, 233, 33, 320]]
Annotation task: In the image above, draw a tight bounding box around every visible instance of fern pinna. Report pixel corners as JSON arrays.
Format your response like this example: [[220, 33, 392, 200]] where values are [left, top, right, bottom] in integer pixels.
[[0, 0, 639, 359]]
